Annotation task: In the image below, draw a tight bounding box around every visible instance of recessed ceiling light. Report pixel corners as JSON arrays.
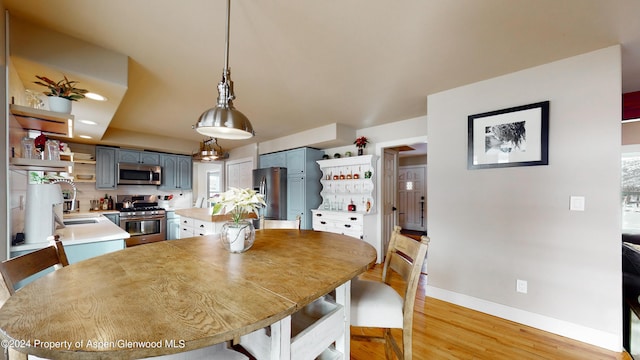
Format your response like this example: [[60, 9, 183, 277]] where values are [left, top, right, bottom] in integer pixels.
[[79, 135, 92, 139], [79, 119, 98, 125], [85, 92, 108, 101]]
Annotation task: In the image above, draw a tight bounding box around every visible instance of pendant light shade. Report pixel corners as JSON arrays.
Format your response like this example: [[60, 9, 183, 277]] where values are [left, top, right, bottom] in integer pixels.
[[193, 0, 254, 139]]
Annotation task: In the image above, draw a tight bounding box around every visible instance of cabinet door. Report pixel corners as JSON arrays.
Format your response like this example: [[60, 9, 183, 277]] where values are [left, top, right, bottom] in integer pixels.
[[260, 152, 286, 168], [176, 155, 192, 190], [288, 175, 307, 229], [167, 218, 180, 240], [226, 158, 253, 190], [103, 213, 120, 225], [286, 148, 306, 175], [140, 152, 160, 165], [117, 149, 139, 163], [179, 226, 193, 239], [95, 146, 117, 189], [159, 154, 178, 190]]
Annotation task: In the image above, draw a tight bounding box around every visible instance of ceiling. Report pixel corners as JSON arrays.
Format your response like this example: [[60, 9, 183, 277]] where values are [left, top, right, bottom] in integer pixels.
[[5, 0, 640, 154]]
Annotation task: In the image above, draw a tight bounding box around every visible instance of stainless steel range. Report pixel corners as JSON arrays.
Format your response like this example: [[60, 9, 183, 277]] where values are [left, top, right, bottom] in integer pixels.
[[116, 195, 166, 247]]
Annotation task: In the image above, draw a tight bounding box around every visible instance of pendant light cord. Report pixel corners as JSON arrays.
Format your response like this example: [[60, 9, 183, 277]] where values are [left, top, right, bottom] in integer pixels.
[[224, 0, 230, 73]]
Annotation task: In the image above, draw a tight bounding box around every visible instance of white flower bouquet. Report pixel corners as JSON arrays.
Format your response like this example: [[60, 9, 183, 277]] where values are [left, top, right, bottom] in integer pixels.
[[210, 187, 265, 224]]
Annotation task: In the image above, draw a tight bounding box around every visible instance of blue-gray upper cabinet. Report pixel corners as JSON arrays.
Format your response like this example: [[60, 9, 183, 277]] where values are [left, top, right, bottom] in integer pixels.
[[117, 149, 161, 165], [95, 146, 117, 190], [159, 154, 192, 190], [259, 152, 286, 168], [286, 148, 316, 175]]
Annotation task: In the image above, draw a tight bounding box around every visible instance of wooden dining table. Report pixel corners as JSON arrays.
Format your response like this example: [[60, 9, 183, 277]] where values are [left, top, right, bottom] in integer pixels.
[[0, 229, 376, 360]]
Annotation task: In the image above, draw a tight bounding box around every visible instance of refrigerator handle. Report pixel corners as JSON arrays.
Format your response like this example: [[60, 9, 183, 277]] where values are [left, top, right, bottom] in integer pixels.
[[259, 176, 267, 203]]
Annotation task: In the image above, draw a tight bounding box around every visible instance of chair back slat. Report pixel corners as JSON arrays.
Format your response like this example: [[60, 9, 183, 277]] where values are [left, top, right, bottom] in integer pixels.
[[387, 252, 414, 283], [0, 238, 69, 299], [260, 215, 301, 230], [387, 235, 423, 280]]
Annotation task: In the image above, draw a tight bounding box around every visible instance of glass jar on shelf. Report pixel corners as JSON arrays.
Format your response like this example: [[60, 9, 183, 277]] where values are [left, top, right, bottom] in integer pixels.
[[21, 137, 35, 159], [45, 139, 60, 161]]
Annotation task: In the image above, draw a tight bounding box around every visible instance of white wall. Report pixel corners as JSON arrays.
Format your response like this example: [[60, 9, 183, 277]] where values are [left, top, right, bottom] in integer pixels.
[[427, 46, 622, 350], [227, 142, 257, 163], [322, 116, 428, 158], [2, 3, 9, 260]]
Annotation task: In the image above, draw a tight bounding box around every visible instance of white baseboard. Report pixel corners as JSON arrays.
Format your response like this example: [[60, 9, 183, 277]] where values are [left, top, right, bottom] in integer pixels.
[[425, 285, 621, 352]]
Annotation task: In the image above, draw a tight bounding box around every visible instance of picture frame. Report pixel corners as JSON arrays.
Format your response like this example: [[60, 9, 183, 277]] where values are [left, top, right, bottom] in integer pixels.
[[467, 101, 549, 170]]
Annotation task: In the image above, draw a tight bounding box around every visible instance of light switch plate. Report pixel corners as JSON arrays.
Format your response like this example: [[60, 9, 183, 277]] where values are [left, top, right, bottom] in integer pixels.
[[570, 196, 585, 211]]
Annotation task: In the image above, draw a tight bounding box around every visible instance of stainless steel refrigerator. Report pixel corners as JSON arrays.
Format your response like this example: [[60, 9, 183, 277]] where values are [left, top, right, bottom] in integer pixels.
[[253, 167, 287, 220]]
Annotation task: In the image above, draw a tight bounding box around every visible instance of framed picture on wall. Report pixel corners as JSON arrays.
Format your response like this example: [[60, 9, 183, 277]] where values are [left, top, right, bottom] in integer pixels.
[[467, 101, 549, 170]]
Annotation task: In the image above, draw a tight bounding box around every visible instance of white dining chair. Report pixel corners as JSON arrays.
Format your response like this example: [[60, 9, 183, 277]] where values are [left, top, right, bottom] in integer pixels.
[[258, 215, 301, 230], [0, 235, 69, 360], [350, 226, 429, 360]]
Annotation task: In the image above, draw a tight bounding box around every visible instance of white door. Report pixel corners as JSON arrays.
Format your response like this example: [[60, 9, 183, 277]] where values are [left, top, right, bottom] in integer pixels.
[[398, 165, 426, 232], [382, 148, 398, 257], [225, 157, 254, 190]]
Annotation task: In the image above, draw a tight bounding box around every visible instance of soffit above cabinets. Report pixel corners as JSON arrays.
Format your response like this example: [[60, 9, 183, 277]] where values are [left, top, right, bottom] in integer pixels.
[[9, 15, 128, 142]]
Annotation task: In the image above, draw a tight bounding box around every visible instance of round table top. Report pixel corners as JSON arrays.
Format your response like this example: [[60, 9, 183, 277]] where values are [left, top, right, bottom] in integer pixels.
[[0, 229, 376, 359]]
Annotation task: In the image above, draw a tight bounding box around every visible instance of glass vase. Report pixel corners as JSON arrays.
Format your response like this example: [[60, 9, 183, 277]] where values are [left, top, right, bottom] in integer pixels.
[[357, 148, 364, 156], [220, 220, 255, 253]]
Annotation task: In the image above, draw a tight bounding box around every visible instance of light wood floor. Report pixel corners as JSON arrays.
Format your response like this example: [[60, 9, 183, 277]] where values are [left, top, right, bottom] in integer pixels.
[[350, 264, 632, 360]]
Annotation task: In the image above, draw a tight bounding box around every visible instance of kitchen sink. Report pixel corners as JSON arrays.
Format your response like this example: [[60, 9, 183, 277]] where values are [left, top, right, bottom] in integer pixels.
[[63, 218, 99, 225]]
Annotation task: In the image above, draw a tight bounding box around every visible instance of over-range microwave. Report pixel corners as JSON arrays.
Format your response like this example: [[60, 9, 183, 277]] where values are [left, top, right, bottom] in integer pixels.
[[118, 163, 162, 185]]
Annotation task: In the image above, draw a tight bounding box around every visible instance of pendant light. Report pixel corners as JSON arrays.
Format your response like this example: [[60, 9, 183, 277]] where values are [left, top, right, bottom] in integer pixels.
[[193, 137, 228, 161], [193, 0, 255, 139]]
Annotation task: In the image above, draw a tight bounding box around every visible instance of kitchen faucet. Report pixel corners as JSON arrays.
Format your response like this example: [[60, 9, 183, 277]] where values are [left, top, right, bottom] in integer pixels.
[[50, 178, 77, 212]]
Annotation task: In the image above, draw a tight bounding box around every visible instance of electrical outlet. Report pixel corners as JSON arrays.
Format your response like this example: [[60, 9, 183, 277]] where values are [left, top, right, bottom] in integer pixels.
[[516, 279, 528, 294], [570, 196, 585, 211]]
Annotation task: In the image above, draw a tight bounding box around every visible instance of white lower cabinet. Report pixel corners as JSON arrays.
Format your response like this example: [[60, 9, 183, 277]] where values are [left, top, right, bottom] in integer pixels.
[[178, 217, 220, 238], [312, 210, 375, 245]]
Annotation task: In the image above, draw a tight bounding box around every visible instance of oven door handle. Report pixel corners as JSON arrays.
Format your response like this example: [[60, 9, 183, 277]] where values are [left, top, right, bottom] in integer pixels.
[[121, 215, 166, 221]]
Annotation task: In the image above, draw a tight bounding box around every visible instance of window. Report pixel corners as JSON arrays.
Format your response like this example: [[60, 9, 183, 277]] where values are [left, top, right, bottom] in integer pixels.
[[623, 151, 640, 232], [405, 181, 414, 191]]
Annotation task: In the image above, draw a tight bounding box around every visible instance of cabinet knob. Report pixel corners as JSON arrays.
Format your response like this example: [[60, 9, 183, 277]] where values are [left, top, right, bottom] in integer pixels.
[[320, 221, 327, 225], [316, 213, 322, 217], [344, 224, 351, 228], [349, 217, 357, 221]]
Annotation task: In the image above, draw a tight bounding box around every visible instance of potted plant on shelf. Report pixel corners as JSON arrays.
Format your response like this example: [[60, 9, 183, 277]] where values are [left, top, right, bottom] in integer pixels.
[[354, 136, 369, 156], [33, 75, 88, 114], [211, 187, 266, 253]]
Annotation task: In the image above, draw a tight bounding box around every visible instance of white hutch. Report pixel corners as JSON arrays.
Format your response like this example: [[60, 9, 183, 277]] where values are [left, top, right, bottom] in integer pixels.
[[312, 155, 377, 252]]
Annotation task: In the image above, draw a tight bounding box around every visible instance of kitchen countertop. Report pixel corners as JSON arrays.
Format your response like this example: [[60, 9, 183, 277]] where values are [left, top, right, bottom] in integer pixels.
[[175, 207, 257, 223], [12, 214, 130, 252]]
